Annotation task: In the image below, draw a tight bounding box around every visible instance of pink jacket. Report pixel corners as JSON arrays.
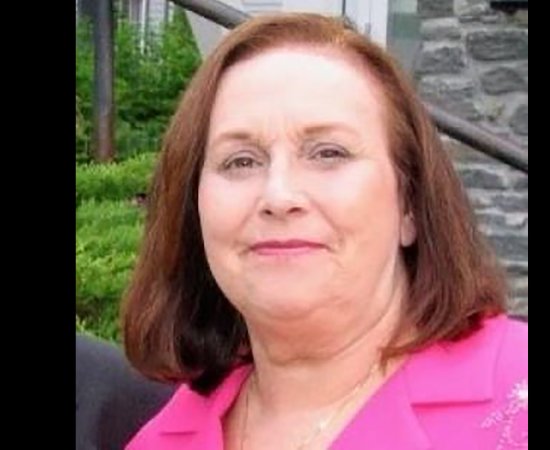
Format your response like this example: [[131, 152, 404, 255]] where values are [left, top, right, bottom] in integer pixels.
[[126, 315, 527, 449]]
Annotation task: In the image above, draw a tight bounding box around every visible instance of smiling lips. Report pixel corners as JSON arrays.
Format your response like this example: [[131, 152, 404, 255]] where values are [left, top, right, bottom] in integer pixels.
[[250, 239, 327, 256]]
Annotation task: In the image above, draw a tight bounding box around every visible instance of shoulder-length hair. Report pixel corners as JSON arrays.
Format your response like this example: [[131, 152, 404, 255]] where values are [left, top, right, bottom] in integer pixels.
[[121, 13, 507, 394]]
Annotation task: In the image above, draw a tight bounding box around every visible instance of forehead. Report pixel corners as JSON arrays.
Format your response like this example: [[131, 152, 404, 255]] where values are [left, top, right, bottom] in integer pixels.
[[209, 46, 388, 133], [218, 46, 381, 98]]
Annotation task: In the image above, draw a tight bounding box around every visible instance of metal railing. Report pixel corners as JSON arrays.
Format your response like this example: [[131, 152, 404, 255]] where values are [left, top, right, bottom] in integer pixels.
[[90, 0, 528, 174]]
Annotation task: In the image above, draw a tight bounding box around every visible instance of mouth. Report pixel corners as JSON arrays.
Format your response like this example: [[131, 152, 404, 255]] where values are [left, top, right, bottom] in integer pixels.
[[249, 239, 327, 256]]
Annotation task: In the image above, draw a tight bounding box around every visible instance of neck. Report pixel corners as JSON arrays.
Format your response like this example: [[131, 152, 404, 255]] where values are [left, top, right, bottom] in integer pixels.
[[244, 275, 409, 415]]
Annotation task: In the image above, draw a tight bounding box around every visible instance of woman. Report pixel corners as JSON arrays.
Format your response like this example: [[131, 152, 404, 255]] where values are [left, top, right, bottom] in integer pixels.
[[122, 13, 527, 450]]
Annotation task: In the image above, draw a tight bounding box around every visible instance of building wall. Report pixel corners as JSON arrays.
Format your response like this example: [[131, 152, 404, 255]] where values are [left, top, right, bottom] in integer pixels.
[[414, 0, 528, 315]]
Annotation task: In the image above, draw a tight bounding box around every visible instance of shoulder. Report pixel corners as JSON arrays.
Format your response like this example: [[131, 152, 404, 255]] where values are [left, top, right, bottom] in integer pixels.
[[495, 316, 527, 376], [76, 334, 176, 450], [444, 314, 527, 378], [466, 315, 527, 392], [480, 316, 528, 449], [76, 333, 123, 386], [76, 333, 175, 404], [445, 314, 528, 399], [480, 315, 528, 405], [408, 314, 527, 385], [405, 315, 528, 449]]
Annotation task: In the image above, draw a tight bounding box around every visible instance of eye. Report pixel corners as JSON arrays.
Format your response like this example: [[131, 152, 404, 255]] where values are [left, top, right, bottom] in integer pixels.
[[311, 144, 350, 162], [222, 154, 262, 172]]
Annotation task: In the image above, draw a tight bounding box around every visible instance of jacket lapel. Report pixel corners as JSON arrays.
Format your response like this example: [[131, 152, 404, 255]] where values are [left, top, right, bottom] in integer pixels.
[[330, 366, 432, 450], [157, 366, 251, 450]]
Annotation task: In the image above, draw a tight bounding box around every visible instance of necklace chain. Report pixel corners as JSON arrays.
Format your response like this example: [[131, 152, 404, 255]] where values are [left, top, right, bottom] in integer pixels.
[[240, 360, 379, 450]]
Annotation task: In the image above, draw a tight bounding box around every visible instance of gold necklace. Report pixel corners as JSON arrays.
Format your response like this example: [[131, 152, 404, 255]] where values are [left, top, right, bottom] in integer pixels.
[[240, 361, 379, 450]]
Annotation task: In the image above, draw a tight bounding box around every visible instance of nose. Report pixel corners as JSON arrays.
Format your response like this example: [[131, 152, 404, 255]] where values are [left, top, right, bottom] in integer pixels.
[[259, 159, 307, 220]]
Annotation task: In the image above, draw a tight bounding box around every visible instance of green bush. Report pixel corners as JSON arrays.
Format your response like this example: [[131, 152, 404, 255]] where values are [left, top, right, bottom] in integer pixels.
[[76, 152, 159, 341], [76, 152, 158, 206], [76, 199, 146, 342], [76, 12, 201, 162]]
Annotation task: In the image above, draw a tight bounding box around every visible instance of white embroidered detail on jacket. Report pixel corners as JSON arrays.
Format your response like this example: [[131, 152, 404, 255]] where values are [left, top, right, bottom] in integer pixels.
[[481, 379, 527, 449]]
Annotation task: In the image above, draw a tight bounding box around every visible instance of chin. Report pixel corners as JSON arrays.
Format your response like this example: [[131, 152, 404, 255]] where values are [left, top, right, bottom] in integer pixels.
[[246, 284, 332, 320]]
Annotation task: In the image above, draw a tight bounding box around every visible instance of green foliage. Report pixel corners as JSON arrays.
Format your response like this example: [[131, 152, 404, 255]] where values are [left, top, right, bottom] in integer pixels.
[[76, 94, 91, 164], [76, 151, 158, 206], [76, 19, 94, 163], [76, 153, 159, 341], [76, 199, 146, 342], [76, 12, 201, 162]]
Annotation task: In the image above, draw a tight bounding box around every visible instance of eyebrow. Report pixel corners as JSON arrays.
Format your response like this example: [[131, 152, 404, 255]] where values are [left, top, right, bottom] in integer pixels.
[[208, 131, 259, 150], [300, 123, 359, 138], [208, 122, 358, 149]]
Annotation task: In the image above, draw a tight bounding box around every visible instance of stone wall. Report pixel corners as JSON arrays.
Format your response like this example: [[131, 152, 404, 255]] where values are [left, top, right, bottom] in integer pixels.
[[415, 0, 528, 315]]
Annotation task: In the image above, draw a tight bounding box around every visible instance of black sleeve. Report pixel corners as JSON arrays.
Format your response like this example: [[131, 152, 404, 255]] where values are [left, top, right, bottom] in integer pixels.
[[76, 333, 176, 450]]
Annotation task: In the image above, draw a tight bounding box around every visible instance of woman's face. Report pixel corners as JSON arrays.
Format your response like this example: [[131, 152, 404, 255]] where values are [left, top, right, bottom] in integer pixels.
[[199, 47, 415, 323]]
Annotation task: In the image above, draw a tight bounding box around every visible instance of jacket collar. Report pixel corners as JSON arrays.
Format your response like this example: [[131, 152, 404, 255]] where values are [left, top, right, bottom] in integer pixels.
[[159, 365, 251, 434]]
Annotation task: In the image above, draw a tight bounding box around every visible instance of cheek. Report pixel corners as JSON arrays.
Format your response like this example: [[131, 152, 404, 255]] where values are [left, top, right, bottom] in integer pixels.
[[198, 174, 256, 247], [318, 163, 402, 237], [320, 166, 404, 295], [198, 174, 261, 310], [198, 175, 241, 292], [198, 176, 229, 244]]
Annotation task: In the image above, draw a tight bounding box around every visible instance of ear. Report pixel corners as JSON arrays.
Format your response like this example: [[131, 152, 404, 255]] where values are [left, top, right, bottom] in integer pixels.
[[400, 212, 416, 247]]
